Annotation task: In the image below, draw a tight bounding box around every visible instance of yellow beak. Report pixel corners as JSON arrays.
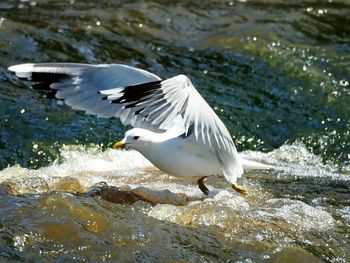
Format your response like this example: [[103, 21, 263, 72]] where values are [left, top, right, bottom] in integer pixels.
[[112, 140, 126, 149]]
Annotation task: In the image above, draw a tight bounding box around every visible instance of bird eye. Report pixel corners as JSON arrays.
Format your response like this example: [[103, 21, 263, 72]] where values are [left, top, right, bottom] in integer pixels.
[[133, 136, 140, 140]]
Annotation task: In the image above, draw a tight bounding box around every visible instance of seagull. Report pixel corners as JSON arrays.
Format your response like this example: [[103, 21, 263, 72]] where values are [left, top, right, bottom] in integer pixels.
[[8, 63, 271, 195]]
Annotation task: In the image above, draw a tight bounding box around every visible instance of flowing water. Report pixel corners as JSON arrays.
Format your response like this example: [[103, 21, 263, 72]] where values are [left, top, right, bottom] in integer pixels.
[[0, 0, 349, 262]]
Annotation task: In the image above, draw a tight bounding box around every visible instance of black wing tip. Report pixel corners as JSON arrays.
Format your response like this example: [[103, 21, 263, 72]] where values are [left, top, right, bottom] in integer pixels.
[[110, 80, 162, 104]]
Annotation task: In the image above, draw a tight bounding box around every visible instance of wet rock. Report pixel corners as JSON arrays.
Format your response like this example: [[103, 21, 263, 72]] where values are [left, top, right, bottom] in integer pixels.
[[38, 193, 110, 235], [84, 182, 151, 205], [0, 183, 13, 195], [0, 177, 50, 195], [268, 247, 322, 263], [0, 166, 50, 194], [50, 177, 84, 193], [131, 186, 195, 206]]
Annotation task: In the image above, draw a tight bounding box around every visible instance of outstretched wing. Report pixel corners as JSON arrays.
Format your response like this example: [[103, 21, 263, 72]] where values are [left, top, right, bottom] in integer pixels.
[[8, 63, 161, 119], [8, 63, 243, 182]]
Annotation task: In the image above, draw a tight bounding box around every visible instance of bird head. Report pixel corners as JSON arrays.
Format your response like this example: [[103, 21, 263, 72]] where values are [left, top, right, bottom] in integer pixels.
[[112, 128, 154, 151]]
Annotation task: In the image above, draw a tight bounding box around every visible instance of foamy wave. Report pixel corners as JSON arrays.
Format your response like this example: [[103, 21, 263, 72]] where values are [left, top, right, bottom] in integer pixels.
[[241, 141, 350, 181], [0, 145, 201, 196], [0, 142, 348, 197]]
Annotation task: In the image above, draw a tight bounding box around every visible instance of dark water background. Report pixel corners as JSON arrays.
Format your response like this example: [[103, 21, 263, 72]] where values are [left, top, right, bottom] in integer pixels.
[[0, 0, 349, 262]]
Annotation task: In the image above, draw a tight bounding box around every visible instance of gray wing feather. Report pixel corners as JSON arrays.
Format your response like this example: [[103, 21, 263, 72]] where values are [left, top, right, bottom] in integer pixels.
[[8, 63, 161, 120]]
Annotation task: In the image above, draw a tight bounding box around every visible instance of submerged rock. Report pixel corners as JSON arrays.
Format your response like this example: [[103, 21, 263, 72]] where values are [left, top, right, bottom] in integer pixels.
[[0, 183, 13, 195], [131, 186, 196, 206], [0, 166, 49, 194], [269, 247, 322, 263], [50, 177, 85, 193], [1, 177, 50, 195], [83, 182, 151, 205]]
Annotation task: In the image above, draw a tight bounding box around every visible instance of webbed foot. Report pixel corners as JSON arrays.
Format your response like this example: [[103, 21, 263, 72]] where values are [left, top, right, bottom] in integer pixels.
[[198, 176, 209, 195], [232, 184, 248, 195]]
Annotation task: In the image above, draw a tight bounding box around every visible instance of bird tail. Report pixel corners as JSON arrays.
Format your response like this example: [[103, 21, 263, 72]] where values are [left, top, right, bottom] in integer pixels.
[[241, 158, 274, 170]]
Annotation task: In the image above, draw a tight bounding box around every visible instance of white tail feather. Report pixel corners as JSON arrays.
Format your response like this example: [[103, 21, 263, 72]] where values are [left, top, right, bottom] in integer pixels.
[[241, 158, 274, 170]]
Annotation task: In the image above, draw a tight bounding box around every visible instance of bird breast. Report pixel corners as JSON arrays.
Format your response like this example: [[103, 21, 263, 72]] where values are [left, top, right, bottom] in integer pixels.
[[139, 137, 222, 178]]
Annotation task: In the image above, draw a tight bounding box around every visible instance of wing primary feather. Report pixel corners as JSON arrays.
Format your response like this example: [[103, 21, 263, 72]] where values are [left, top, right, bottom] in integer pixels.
[[200, 124, 206, 144], [123, 92, 164, 108], [110, 81, 161, 104], [131, 93, 165, 108], [206, 126, 212, 147], [134, 107, 145, 115], [147, 100, 171, 119], [151, 104, 174, 125]]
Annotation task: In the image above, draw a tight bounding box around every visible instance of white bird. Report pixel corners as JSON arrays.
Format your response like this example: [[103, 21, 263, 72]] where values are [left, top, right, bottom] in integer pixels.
[[8, 63, 271, 195]]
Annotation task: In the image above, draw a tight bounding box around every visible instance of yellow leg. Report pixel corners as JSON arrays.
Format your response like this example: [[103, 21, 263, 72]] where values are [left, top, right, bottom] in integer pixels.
[[232, 184, 248, 195], [198, 176, 209, 195]]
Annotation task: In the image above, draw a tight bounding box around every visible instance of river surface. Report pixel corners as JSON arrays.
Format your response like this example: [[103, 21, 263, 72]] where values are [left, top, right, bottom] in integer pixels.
[[0, 0, 349, 262]]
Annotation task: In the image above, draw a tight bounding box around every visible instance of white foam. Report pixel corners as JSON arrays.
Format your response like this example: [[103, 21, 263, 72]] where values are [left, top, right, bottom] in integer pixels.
[[148, 190, 250, 228], [55, 145, 152, 174], [202, 190, 250, 210], [0, 145, 156, 193], [0, 145, 210, 197], [253, 198, 335, 231], [337, 206, 350, 224], [241, 141, 350, 181]]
